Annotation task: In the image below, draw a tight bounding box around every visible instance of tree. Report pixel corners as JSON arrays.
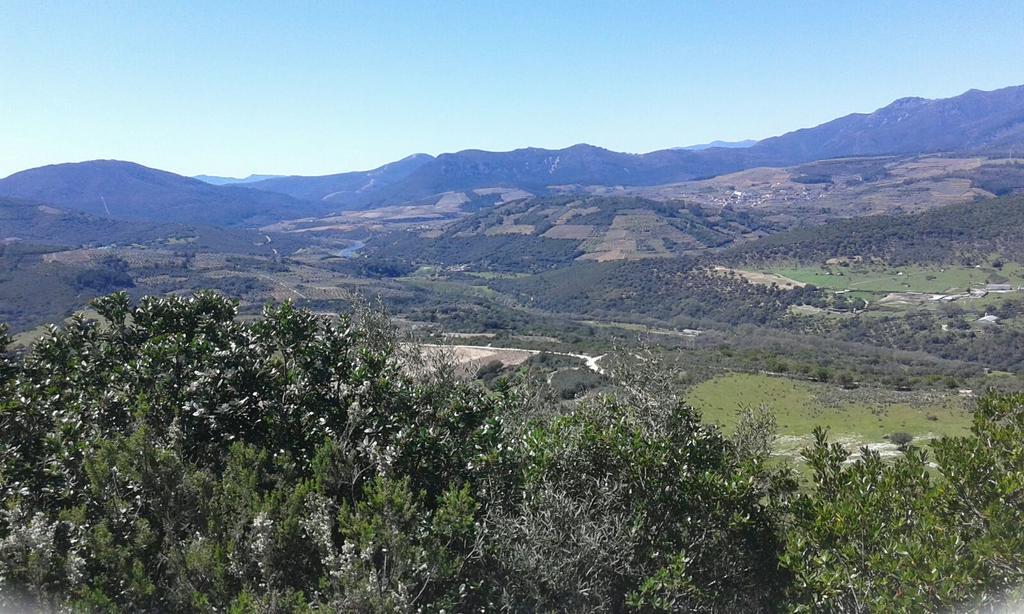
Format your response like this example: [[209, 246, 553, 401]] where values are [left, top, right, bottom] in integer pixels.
[[783, 392, 1024, 612], [0, 292, 511, 611]]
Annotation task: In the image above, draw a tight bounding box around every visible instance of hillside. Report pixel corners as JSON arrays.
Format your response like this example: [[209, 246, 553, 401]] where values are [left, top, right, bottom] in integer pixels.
[[0, 160, 330, 226], [0, 196, 312, 256], [251, 144, 737, 209], [360, 195, 777, 270], [0, 196, 312, 331], [348, 157, 1021, 269], [247, 153, 435, 203], [0, 197, 166, 246], [606, 155, 1018, 222], [723, 193, 1024, 265]]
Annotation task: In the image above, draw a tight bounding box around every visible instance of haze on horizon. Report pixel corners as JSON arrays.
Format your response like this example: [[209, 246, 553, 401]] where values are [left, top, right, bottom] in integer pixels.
[[2, 0, 1023, 178]]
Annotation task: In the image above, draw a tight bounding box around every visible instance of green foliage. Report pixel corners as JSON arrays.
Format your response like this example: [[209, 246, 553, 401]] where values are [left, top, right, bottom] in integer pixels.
[[888, 431, 914, 447], [727, 194, 1024, 265], [828, 307, 1024, 373], [491, 259, 822, 327], [368, 229, 584, 272], [0, 292, 508, 611], [783, 392, 1024, 612], [3, 293, 1024, 611], [480, 392, 793, 612]]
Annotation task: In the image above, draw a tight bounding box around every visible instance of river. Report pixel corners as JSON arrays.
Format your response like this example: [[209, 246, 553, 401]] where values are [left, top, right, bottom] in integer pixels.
[[333, 239, 366, 258]]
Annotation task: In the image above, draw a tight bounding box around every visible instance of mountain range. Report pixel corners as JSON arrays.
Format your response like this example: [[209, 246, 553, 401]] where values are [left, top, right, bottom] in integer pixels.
[[242, 84, 1024, 209], [2, 84, 1023, 225], [0, 161, 330, 226]]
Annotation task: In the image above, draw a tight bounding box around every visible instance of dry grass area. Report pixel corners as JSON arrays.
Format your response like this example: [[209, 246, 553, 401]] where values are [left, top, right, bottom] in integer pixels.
[[554, 205, 599, 224], [45, 247, 185, 269], [472, 187, 532, 203], [713, 266, 806, 289], [434, 192, 470, 207], [414, 344, 535, 376], [878, 292, 946, 305], [263, 186, 537, 236], [264, 199, 469, 234], [889, 156, 985, 179], [577, 243, 638, 262], [42, 248, 105, 265]]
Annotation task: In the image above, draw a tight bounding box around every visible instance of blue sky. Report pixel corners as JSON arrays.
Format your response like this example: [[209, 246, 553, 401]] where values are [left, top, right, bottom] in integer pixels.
[[1, 1, 1023, 178]]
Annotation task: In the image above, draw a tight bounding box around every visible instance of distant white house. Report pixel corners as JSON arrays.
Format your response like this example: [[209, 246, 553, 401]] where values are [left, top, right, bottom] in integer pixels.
[[978, 314, 1000, 324]]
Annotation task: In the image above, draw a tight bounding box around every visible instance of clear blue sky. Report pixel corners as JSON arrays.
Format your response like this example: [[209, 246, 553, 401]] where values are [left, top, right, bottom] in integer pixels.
[[2, 1, 1023, 178]]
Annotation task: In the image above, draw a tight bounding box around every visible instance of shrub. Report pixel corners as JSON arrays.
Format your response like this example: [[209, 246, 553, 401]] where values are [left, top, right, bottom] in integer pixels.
[[888, 431, 914, 447]]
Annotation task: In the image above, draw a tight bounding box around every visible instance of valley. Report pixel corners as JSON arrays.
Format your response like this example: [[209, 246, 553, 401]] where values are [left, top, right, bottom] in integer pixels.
[[5, 192, 1024, 461], [4, 85, 1024, 468]]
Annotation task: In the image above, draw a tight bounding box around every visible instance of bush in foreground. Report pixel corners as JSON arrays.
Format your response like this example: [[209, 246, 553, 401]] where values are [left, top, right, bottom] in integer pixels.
[[1, 292, 1023, 612]]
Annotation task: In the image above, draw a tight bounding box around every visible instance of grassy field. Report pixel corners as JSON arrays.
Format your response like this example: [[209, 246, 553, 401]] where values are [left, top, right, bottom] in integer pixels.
[[11, 324, 53, 349], [685, 373, 971, 456], [770, 263, 1024, 294]]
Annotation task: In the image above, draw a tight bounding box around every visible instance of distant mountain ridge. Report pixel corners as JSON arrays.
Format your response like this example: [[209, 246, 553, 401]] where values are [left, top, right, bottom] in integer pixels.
[[243, 84, 1024, 209], [194, 174, 282, 186], [0, 161, 330, 226], [246, 144, 748, 209], [4, 84, 1024, 224], [247, 154, 435, 202], [678, 139, 759, 151], [751, 86, 1024, 161]]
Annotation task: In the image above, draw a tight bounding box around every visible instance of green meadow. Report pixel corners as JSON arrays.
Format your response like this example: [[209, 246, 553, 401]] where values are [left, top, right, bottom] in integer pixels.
[[771, 262, 1023, 294], [685, 372, 972, 451]]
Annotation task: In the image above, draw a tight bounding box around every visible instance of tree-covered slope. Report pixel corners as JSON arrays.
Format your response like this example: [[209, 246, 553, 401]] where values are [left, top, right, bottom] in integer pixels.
[[725, 194, 1024, 265]]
